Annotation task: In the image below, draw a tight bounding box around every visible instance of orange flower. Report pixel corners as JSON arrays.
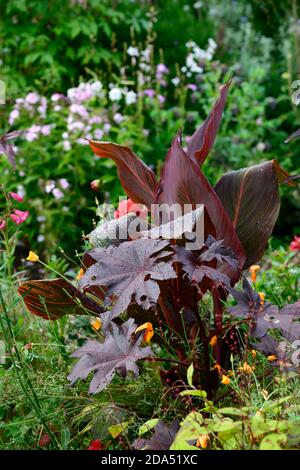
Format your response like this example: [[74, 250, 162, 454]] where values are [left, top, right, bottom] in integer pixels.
[[249, 265, 260, 282], [76, 268, 84, 280], [212, 363, 222, 376], [251, 349, 257, 358], [240, 362, 255, 374], [258, 292, 265, 305], [135, 322, 154, 343], [91, 318, 102, 331], [196, 434, 209, 449], [210, 335, 218, 347], [267, 355, 277, 362], [221, 375, 231, 385]]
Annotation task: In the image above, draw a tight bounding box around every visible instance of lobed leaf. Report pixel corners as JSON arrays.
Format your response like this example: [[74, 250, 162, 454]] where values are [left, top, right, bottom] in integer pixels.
[[68, 318, 152, 394], [79, 239, 176, 320]]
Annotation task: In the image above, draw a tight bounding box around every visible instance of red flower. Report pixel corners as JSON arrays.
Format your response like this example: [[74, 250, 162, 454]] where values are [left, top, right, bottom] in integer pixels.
[[39, 433, 51, 447], [9, 192, 24, 202], [10, 209, 29, 225], [87, 439, 103, 450], [114, 198, 147, 219], [290, 236, 300, 251]]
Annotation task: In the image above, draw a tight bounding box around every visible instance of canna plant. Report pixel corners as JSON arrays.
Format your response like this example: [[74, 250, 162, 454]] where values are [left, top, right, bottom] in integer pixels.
[[18, 82, 300, 397]]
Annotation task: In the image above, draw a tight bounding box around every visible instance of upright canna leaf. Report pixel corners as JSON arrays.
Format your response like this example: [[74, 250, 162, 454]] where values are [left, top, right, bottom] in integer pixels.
[[186, 82, 230, 166], [18, 278, 103, 320], [89, 141, 158, 208], [214, 160, 289, 269], [157, 136, 245, 267]]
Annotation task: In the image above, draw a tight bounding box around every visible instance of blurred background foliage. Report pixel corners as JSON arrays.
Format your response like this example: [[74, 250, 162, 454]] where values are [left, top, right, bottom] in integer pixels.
[[1, 0, 300, 259]]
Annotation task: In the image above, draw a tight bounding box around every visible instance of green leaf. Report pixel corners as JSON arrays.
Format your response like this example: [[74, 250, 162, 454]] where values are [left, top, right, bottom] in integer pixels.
[[180, 390, 207, 398], [139, 419, 160, 436], [108, 421, 129, 439], [217, 407, 250, 417], [259, 433, 287, 450], [187, 363, 194, 387]]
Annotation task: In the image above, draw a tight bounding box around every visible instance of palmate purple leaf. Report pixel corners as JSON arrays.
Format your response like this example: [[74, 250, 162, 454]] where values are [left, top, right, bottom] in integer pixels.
[[228, 279, 300, 355], [68, 318, 152, 394], [175, 245, 231, 289], [79, 239, 176, 320], [133, 420, 180, 450], [200, 235, 239, 270]]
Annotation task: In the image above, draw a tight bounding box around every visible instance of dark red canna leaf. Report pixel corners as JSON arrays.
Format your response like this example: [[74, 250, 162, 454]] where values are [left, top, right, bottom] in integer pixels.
[[89, 140, 158, 208], [214, 160, 289, 269], [157, 136, 245, 267], [0, 129, 24, 169], [68, 318, 152, 394], [285, 128, 300, 143], [18, 278, 103, 320], [187, 82, 230, 166]]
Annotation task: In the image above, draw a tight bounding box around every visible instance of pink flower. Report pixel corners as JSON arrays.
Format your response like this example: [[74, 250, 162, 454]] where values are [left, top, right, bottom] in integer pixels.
[[144, 89, 155, 98], [0, 219, 6, 230], [290, 236, 300, 251], [25, 92, 39, 104], [114, 199, 148, 219], [187, 84, 197, 92], [9, 192, 24, 202], [10, 209, 29, 225]]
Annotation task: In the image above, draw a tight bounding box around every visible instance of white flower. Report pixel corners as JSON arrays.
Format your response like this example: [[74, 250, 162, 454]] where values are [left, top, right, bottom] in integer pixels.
[[127, 46, 139, 57], [54, 105, 62, 112], [113, 113, 124, 124], [186, 40, 196, 48], [63, 141, 71, 151], [125, 91, 137, 105], [62, 132, 69, 139], [103, 123, 111, 133], [208, 38, 217, 50], [91, 81, 103, 94], [67, 88, 77, 100], [37, 234, 45, 243], [193, 1, 203, 9], [94, 129, 104, 140], [171, 77, 180, 86], [256, 142, 266, 152], [77, 138, 88, 145], [109, 87, 122, 102], [45, 181, 56, 193]]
